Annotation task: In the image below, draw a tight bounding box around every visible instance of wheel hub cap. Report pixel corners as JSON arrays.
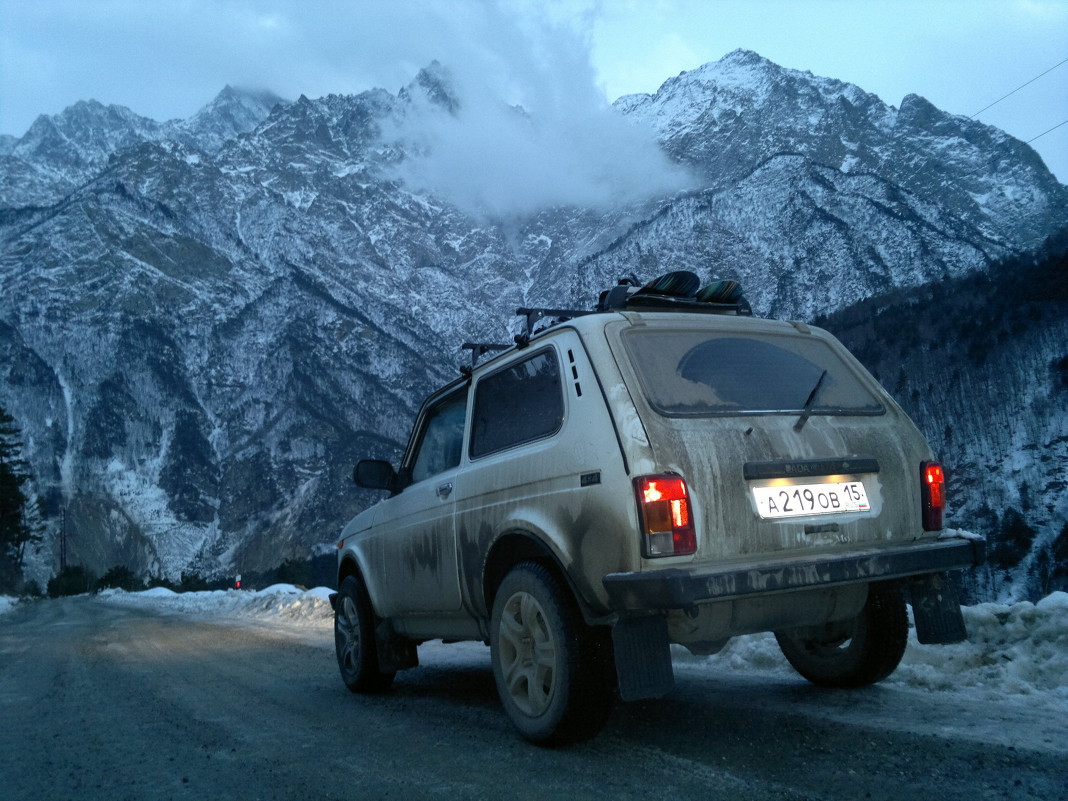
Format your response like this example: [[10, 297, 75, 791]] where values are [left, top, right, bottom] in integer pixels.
[[498, 591, 556, 716]]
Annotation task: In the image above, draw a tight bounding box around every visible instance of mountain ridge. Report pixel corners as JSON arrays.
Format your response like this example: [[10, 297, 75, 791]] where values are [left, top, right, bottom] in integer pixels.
[[615, 49, 1064, 248]]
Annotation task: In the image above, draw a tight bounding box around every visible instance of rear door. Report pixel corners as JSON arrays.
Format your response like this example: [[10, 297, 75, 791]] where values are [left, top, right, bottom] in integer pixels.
[[609, 316, 932, 563]]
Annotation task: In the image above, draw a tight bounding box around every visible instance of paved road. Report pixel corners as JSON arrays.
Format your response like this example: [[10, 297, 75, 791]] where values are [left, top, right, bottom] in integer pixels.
[[0, 597, 1065, 801]]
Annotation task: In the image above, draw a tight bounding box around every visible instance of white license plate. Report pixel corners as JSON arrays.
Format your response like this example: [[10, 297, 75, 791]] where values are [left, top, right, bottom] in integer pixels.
[[752, 481, 870, 519]]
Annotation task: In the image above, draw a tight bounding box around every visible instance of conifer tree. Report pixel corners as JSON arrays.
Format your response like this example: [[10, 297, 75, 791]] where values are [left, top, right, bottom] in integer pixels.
[[0, 406, 42, 589]]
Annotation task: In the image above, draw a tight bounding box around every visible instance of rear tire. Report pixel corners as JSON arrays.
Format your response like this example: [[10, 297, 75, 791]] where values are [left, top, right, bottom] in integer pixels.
[[775, 582, 908, 688], [490, 562, 615, 745], [335, 574, 395, 693]]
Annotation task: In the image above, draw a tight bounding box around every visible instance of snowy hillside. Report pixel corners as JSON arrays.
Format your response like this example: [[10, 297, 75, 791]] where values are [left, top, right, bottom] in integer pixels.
[[819, 241, 1068, 601], [0, 52, 1065, 590]]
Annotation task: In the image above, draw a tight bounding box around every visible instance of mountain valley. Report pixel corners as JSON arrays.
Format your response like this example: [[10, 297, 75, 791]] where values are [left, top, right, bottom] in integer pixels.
[[1, 51, 1064, 598]]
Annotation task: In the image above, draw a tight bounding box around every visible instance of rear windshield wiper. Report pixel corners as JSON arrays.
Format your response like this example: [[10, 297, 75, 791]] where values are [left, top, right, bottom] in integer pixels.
[[794, 369, 828, 432]]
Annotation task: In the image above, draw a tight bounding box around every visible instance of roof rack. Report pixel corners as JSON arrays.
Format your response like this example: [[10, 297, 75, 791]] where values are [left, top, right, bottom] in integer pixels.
[[460, 342, 511, 373], [606, 291, 753, 316], [516, 307, 596, 340], [459, 271, 752, 372]]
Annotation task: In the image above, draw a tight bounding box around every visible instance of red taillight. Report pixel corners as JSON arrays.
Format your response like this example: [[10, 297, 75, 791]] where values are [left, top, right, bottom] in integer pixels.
[[634, 475, 697, 557], [921, 461, 945, 531]]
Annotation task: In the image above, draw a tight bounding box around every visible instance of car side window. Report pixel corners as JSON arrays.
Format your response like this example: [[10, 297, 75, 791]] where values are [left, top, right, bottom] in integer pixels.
[[409, 389, 468, 484], [470, 348, 564, 459]]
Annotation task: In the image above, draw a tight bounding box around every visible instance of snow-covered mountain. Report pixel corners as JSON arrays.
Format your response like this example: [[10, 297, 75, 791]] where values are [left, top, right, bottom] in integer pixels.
[[616, 51, 1062, 247], [0, 86, 284, 207], [1, 51, 1065, 593]]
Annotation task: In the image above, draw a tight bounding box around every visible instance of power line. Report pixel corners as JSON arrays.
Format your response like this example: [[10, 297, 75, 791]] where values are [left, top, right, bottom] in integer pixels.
[[1027, 118, 1068, 143], [969, 56, 1068, 118]]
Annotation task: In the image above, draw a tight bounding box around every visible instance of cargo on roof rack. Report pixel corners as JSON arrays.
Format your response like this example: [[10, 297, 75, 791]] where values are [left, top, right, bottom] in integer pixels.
[[597, 271, 753, 316]]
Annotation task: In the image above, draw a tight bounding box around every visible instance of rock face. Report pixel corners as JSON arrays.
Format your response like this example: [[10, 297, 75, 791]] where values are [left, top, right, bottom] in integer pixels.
[[0, 51, 1064, 595]]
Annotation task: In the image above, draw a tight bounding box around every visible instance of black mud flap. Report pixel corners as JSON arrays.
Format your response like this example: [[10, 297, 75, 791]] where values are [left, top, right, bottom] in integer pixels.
[[376, 621, 419, 672], [909, 573, 967, 644], [612, 615, 674, 702]]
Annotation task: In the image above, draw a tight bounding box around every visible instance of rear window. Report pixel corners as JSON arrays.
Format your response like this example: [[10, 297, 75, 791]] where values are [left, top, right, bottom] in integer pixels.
[[470, 348, 564, 458], [622, 329, 884, 417]]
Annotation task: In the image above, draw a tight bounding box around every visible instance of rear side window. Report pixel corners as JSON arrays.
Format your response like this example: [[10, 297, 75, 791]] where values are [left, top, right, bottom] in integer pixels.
[[622, 329, 884, 417], [470, 348, 564, 458]]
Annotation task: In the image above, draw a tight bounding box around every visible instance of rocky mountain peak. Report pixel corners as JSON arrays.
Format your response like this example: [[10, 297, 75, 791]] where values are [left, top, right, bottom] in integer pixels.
[[177, 86, 287, 153], [615, 52, 1065, 246], [682, 47, 780, 87], [399, 60, 460, 114], [13, 99, 161, 168]]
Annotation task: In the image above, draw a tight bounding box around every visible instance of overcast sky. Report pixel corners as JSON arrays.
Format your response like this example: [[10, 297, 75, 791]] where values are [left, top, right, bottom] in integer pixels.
[[1, 0, 1066, 183]]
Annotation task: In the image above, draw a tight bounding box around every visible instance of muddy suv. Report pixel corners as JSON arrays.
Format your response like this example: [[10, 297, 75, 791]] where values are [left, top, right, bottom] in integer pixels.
[[332, 272, 983, 745]]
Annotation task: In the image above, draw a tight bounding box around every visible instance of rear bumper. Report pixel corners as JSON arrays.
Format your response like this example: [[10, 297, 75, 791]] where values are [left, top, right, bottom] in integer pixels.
[[603, 536, 984, 610]]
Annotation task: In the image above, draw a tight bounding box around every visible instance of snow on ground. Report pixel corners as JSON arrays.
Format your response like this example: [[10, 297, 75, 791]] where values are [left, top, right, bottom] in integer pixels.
[[673, 591, 1068, 701], [4, 587, 1066, 703], [98, 583, 337, 626]]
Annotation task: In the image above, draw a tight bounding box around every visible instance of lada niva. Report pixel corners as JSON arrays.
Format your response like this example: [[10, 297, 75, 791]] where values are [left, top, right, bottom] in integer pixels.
[[332, 272, 983, 745]]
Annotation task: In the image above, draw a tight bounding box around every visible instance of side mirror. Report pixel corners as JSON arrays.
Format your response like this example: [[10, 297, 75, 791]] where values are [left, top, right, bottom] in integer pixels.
[[354, 459, 398, 492]]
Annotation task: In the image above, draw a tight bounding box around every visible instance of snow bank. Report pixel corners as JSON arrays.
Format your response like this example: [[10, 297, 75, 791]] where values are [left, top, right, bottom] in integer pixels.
[[0, 595, 17, 616], [85, 587, 1068, 701], [98, 584, 335, 624], [898, 592, 1068, 699]]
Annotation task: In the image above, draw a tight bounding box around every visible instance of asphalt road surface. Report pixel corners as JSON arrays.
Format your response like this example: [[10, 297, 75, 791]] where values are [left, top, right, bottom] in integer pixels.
[[1, 597, 1065, 801]]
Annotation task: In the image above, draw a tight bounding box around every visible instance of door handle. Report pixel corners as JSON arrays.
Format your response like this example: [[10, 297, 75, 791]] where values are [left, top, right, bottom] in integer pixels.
[[436, 482, 454, 499]]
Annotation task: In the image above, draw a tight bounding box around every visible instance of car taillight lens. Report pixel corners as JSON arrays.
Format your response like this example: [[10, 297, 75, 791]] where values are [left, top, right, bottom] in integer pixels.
[[635, 475, 697, 557], [921, 461, 945, 531]]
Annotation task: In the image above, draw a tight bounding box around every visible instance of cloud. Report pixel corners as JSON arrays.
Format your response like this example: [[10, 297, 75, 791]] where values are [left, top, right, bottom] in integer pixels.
[[379, 4, 695, 218]]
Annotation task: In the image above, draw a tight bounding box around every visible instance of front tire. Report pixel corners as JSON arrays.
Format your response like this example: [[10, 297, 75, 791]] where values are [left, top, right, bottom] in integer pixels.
[[335, 574, 395, 693], [775, 582, 908, 688], [490, 562, 615, 745]]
